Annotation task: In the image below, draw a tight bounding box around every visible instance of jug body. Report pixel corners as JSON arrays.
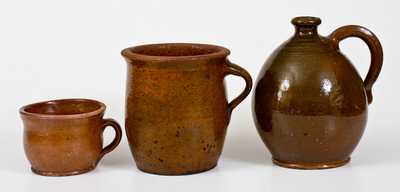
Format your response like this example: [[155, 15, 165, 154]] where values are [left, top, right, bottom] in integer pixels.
[[253, 17, 383, 169]]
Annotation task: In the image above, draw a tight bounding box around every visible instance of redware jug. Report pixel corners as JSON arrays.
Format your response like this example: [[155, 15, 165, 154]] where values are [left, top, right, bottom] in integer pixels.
[[253, 16, 383, 169]]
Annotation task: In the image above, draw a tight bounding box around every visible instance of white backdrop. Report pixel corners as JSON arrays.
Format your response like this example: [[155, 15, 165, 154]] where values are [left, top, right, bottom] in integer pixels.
[[0, 0, 398, 191]]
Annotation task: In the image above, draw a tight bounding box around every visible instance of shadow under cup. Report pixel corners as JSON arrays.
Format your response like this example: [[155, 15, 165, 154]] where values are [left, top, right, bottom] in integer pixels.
[[19, 99, 122, 176]]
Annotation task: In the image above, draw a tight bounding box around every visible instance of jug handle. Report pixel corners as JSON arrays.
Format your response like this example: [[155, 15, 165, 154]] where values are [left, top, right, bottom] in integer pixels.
[[96, 118, 123, 165], [224, 60, 253, 114], [328, 25, 383, 104]]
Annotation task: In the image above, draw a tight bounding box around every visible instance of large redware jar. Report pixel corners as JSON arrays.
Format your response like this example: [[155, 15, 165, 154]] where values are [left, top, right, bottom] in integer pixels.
[[122, 43, 252, 175]]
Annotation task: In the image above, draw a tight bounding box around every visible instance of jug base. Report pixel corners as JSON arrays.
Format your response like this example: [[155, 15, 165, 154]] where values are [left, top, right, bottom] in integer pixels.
[[137, 163, 217, 176], [272, 157, 350, 169], [31, 166, 95, 176]]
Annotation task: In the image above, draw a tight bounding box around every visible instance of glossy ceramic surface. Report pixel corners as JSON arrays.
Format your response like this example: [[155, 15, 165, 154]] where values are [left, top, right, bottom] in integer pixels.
[[20, 99, 122, 176], [122, 43, 252, 175], [253, 16, 383, 169]]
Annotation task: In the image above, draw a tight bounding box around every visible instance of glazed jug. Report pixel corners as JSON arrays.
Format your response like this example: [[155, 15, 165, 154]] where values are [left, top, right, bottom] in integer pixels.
[[122, 43, 252, 175], [253, 17, 383, 169]]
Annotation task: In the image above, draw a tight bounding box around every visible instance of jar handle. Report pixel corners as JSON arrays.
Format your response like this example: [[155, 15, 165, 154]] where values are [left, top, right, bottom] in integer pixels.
[[224, 60, 253, 114], [96, 118, 122, 164], [329, 25, 383, 104]]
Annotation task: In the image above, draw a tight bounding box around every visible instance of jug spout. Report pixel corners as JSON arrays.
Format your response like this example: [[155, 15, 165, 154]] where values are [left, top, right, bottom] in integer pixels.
[[292, 16, 321, 38]]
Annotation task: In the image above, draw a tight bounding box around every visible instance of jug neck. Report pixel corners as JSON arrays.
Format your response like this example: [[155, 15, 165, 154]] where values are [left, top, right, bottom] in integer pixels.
[[291, 16, 321, 39]]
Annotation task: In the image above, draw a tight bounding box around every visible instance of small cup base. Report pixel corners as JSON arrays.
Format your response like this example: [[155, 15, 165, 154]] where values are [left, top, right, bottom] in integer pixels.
[[31, 166, 95, 176], [272, 157, 350, 169]]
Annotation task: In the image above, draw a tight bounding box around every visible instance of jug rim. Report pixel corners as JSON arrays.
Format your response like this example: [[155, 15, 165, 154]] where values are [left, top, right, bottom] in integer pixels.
[[121, 43, 230, 62]]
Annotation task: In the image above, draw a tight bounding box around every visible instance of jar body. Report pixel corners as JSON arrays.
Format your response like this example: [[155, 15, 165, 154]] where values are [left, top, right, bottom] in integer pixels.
[[253, 35, 368, 168], [125, 57, 230, 175]]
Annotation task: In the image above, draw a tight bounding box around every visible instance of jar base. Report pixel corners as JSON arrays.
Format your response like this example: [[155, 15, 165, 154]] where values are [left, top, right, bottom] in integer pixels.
[[137, 163, 217, 176], [31, 166, 95, 176], [272, 157, 350, 169]]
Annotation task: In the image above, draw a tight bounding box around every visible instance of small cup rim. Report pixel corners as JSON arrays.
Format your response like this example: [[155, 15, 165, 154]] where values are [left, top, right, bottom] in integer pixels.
[[19, 98, 106, 119]]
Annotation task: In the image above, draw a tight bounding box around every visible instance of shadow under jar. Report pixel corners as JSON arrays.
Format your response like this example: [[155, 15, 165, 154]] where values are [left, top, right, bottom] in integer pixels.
[[122, 43, 252, 175], [20, 99, 122, 176]]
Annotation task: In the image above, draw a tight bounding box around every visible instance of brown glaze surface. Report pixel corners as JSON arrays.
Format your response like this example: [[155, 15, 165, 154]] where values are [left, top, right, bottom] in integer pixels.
[[253, 17, 383, 169], [122, 43, 252, 175], [20, 99, 122, 176]]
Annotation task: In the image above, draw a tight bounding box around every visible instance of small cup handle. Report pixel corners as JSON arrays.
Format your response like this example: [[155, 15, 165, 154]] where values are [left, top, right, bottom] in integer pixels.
[[96, 118, 122, 164], [224, 60, 253, 114], [329, 25, 383, 104]]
